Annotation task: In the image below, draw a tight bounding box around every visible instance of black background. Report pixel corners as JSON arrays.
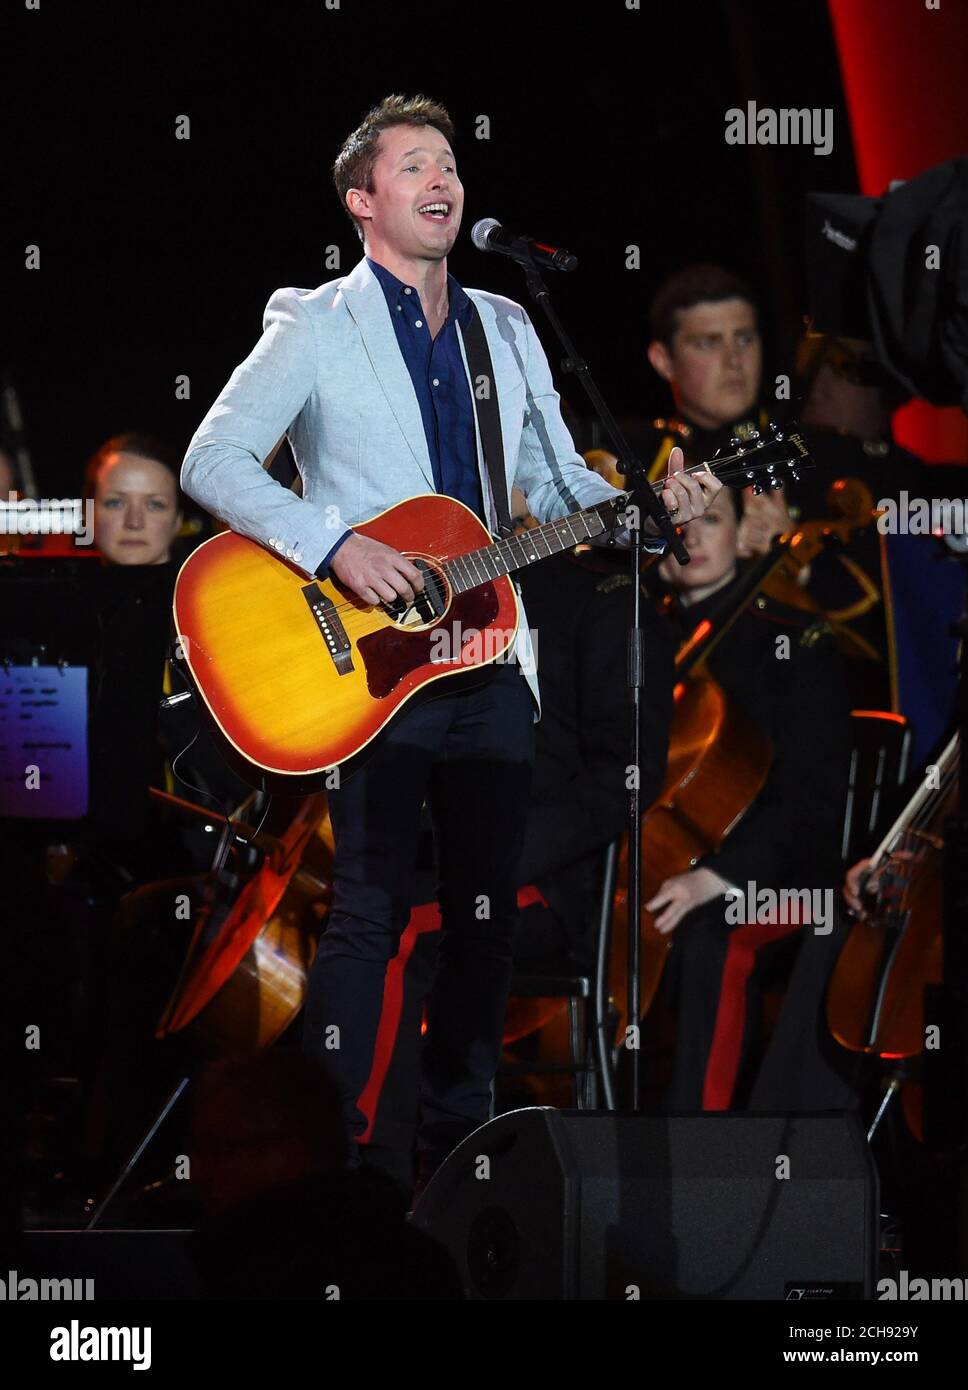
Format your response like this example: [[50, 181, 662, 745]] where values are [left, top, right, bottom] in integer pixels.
[[7, 0, 857, 494]]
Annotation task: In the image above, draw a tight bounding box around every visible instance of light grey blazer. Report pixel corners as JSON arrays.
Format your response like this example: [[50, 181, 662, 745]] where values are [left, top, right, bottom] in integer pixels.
[[180, 256, 636, 714]]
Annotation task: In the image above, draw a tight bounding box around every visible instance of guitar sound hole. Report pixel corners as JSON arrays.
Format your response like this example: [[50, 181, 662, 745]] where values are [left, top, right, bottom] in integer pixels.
[[381, 558, 449, 628], [359, 577, 502, 699]]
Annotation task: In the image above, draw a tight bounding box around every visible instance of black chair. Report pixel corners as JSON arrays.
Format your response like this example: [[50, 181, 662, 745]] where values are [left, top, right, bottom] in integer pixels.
[[758, 711, 912, 1016], [840, 710, 913, 866], [837, 710, 918, 1143], [500, 837, 622, 1111]]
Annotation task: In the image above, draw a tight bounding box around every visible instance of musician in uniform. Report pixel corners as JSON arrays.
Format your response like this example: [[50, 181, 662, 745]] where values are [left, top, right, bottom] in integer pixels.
[[648, 483, 852, 1110], [623, 262, 797, 562], [638, 264, 765, 465], [179, 94, 720, 1189]]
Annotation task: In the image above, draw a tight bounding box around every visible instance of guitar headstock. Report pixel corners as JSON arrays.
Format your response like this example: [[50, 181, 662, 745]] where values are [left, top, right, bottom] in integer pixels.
[[706, 422, 812, 494]]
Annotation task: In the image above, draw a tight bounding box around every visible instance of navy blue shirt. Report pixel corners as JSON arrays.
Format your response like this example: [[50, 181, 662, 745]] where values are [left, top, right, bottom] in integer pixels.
[[315, 257, 483, 577]]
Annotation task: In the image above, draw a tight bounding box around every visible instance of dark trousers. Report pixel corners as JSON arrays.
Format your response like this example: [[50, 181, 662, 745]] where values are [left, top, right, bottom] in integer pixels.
[[665, 902, 800, 1111], [664, 904, 736, 1111], [302, 663, 535, 1168], [750, 905, 862, 1112]]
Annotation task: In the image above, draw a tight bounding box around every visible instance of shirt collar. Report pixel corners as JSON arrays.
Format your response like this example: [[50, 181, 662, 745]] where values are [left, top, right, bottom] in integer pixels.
[[366, 256, 474, 327]]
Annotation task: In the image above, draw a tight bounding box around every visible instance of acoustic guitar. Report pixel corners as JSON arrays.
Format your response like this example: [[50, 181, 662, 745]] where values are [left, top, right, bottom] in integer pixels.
[[172, 427, 810, 786]]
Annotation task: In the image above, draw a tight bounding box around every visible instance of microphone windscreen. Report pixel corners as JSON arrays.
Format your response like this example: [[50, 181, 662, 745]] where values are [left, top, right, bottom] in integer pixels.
[[471, 218, 500, 251]]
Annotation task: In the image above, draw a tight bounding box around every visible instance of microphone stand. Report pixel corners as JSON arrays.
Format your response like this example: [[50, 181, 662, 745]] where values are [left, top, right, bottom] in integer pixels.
[[519, 263, 690, 1111]]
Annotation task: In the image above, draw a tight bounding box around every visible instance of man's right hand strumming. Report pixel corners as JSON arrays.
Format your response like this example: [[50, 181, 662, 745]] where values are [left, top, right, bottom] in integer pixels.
[[329, 531, 426, 607]]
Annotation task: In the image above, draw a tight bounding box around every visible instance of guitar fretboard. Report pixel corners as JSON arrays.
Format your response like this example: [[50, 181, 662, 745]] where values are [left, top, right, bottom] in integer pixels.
[[437, 429, 809, 596], [442, 496, 625, 595]]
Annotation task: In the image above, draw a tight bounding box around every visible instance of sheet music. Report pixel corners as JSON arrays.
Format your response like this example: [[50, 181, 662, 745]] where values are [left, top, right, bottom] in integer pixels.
[[0, 665, 89, 818]]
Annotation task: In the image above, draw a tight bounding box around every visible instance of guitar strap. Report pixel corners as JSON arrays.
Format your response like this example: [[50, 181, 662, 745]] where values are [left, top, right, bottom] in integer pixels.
[[460, 302, 514, 540]]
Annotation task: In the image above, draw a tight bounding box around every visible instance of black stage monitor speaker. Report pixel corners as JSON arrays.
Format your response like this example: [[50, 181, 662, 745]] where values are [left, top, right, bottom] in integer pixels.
[[411, 1109, 878, 1300]]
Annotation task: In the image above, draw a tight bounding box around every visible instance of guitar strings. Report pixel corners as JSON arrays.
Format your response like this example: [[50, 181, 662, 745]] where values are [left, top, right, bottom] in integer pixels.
[[306, 456, 781, 626], [882, 752, 959, 869], [908, 758, 958, 835]]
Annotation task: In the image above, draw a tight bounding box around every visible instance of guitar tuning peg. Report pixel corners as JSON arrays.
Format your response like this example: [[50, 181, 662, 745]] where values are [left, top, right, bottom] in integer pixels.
[[770, 476, 784, 490], [789, 469, 800, 483], [766, 420, 785, 440], [751, 483, 764, 497]]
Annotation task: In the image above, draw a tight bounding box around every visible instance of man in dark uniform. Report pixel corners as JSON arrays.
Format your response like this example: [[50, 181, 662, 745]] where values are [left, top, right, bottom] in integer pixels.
[[649, 484, 852, 1110], [629, 262, 804, 581], [640, 263, 767, 471]]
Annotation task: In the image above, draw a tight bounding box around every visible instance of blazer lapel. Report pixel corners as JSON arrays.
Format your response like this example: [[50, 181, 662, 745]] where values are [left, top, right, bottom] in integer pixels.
[[340, 259, 435, 489]]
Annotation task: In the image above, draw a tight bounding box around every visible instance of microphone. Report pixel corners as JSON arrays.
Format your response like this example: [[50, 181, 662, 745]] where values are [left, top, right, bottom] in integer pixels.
[[471, 218, 578, 273]]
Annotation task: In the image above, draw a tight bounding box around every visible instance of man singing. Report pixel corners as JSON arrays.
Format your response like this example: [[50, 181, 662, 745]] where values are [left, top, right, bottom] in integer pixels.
[[180, 94, 720, 1191]]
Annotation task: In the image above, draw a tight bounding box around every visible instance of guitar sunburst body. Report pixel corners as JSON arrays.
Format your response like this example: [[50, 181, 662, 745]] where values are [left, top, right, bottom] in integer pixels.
[[174, 494, 519, 782]]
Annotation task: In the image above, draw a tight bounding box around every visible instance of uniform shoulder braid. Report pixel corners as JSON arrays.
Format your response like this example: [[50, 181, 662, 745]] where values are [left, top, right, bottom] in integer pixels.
[[639, 408, 772, 483]]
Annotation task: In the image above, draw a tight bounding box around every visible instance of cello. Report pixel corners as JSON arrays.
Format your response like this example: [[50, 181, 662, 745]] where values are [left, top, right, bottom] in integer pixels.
[[152, 790, 334, 1057], [827, 730, 958, 1060]]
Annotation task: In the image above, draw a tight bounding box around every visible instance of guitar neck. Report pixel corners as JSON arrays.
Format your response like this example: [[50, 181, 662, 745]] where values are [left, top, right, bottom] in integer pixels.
[[441, 435, 809, 596], [443, 495, 626, 594]]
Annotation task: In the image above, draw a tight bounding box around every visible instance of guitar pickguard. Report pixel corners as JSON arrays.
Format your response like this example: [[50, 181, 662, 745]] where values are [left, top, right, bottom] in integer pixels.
[[358, 582, 503, 699]]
